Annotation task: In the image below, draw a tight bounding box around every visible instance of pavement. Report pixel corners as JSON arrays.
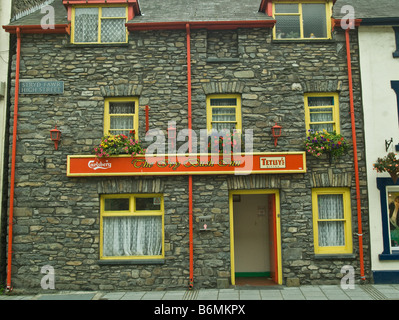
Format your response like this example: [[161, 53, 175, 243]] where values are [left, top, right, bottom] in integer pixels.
[[1, 284, 399, 300]]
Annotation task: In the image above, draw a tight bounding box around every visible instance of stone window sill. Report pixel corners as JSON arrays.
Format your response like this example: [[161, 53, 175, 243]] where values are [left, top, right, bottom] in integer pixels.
[[64, 43, 129, 48], [272, 39, 335, 44], [98, 259, 165, 265], [206, 57, 240, 63], [314, 254, 356, 260]]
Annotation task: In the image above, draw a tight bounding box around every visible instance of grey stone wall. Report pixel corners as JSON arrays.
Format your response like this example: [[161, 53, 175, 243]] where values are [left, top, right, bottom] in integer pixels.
[[5, 26, 370, 293]]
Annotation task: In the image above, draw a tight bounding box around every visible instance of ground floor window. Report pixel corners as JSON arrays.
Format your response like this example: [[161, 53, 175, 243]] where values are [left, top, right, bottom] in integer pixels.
[[312, 188, 353, 254], [100, 194, 164, 260]]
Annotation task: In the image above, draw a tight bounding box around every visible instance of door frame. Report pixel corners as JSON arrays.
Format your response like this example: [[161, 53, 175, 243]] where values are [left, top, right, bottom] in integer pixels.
[[229, 189, 282, 285]]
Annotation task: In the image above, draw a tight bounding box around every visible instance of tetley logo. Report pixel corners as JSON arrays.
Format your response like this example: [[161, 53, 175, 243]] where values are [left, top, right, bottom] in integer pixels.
[[88, 160, 112, 170]]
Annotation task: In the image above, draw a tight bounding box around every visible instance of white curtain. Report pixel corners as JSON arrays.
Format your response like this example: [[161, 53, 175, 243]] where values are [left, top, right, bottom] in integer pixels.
[[317, 194, 345, 247], [103, 216, 162, 257], [109, 102, 135, 135], [211, 98, 237, 131], [308, 97, 334, 132], [74, 8, 99, 43]]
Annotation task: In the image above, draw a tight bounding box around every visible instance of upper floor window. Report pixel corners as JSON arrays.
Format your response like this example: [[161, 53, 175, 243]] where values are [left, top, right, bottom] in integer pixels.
[[104, 97, 139, 138], [71, 6, 128, 44], [206, 94, 242, 133], [273, 1, 332, 40], [304, 92, 340, 133]]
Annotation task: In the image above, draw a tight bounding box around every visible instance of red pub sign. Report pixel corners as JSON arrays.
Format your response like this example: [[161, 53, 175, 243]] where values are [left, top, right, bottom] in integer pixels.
[[67, 152, 306, 177]]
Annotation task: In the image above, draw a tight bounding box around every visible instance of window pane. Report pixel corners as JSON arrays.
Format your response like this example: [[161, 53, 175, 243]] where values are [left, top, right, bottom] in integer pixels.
[[310, 123, 334, 133], [136, 197, 161, 211], [210, 98, 237, 106], [102, 7, 126, 17], [212, 107, 236, 122], [275, 4, 298, 13], [74, 8, 98, 43], [104, 198, 130, 211], [318, 221, 345, 246], [212, 122, 236, 131], [310, 108, 333, 122], [109, 102, 135, 114], [275, 16, 301, 39], [308, 96, 334, 106], [101, 18, 126, 43], [318, 194, 344, 219], [303, 4, 327, 38], [110, 116, 134, 133], [103, 216, 162, 256]]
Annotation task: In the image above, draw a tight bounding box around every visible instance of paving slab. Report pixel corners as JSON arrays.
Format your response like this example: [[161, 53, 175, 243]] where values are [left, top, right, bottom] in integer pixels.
[[37, 293, 97, 300]]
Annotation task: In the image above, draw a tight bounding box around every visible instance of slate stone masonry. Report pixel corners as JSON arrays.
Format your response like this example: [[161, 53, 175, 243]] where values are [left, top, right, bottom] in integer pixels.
[[6, 26, 370, 293]]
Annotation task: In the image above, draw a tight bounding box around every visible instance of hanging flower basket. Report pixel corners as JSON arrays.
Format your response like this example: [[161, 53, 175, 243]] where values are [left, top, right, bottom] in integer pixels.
[[304, 129, 350, 161], [373, 152, 399, 184], [93, 130, 146, 158]]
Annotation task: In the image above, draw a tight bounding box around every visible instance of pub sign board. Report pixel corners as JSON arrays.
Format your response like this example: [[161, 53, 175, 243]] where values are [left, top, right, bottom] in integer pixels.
[[67, 152, 306, 177]]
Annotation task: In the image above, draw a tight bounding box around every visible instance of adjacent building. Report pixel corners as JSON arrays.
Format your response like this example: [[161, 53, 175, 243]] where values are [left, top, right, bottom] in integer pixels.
[[349, 0, 399, 283], [2, 0, 370, 292]]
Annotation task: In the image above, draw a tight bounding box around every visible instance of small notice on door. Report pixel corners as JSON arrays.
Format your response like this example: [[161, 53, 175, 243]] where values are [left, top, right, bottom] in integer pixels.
[[259, 157, 286, 169]]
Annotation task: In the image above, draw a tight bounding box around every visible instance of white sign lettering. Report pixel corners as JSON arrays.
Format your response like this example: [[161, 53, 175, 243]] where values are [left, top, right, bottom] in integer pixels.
[[88, 160, 112, 170]]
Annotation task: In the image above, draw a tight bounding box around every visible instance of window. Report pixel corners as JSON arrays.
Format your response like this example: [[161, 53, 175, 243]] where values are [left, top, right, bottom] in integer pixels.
[[100, 194, 164, 260], [304, 93, 340, 133], [273, 1, 332, 40], [104, 97, 139, 138], [206, 94, 242, 133], [312, 188, 353, 254], [71, 6, 128, 44]]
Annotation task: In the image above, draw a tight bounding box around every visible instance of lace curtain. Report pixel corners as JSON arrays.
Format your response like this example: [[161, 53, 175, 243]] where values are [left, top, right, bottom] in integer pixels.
[[74, 8, 99, 43], [308, 96, 334, 132], [74, 7, 126, 43], [317, 194, 345, 247], [103, 216, 162, 257], [109, 102, 135, 135], [210, 98, 237, 131]]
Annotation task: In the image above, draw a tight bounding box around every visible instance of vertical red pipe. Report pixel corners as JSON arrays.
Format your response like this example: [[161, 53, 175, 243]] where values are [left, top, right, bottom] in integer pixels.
[[7, 27, 21, 291], [186, 23, 194, 289], [345, 27, 365, 281]]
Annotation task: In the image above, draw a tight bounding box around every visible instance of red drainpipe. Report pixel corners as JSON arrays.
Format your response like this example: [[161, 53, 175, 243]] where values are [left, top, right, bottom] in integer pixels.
[[345, 27, 365, 281], [7, 27, 22, 291], [186, 23, 194, 289]]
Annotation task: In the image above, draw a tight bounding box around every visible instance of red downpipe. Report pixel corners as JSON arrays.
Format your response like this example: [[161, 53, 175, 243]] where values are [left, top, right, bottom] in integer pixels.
[[345, 27, 365, 281], [186, 23, 194, 289], [7, 27, 22, 291]]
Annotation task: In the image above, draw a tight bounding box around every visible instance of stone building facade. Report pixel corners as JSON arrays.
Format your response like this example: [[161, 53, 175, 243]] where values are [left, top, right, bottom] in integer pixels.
[[2, 0, 371, 293]]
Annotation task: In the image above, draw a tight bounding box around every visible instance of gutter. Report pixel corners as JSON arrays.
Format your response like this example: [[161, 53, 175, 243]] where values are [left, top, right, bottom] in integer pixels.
[[127, 20, 276, 32], [2, 24, 70, 34]]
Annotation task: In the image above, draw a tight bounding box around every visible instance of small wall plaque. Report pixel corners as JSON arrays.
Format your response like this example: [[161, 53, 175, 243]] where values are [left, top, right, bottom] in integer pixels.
[[19, 80, 64, 94]]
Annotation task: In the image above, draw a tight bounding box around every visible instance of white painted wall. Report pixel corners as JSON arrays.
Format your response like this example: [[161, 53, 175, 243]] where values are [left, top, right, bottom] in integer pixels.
[[359, 26, 399, 272], [0, 0, 12, 234]]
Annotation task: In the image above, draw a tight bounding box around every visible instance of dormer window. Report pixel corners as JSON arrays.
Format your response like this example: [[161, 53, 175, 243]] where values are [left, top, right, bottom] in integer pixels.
[[71, 5, 128, 44], [273, 1, 332, 40]]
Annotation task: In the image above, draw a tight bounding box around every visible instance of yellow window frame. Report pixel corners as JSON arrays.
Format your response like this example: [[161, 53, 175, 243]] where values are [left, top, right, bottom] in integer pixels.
[[100, 194, 165, 260], [71, 5, 128, 44], [272, 1, 333, 40], [104, 97, 139, 139], [312, 188, 353, 254], [304, 92, 340, 133], [206, 94, 242, 133]]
